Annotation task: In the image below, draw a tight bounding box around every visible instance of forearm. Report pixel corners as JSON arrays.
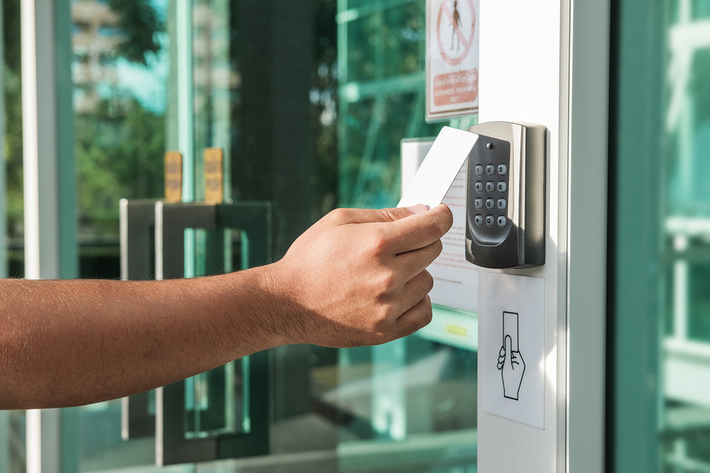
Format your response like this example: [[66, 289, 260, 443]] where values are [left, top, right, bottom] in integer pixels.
[[0, 205, 453, 410], [0, 267, 282, 409]]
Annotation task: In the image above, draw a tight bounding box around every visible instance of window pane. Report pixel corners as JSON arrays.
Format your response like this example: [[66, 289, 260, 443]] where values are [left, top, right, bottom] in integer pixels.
[[73, 0, 169, 279], [614, 0, 710, 471], [335, 1, 477, 471], [70, 1, 171, 470]]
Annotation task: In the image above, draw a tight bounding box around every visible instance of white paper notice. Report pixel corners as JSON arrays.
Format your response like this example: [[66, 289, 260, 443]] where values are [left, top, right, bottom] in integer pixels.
[[399, 126, 479, 313], [428, 167, 478, 312], [398, 127, 478, 209]]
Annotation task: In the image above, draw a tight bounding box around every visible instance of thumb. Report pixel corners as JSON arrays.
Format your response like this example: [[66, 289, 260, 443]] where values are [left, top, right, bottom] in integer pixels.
[[505, 336, 513, 366]]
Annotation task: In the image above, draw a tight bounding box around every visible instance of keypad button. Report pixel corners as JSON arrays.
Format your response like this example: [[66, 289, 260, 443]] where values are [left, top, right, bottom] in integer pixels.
[[497, 181, 507, 192], [475, 164, 484, 176], [497, 199, 507, 210], [497, 164, 507, 175], [486, 181, 495, 192], [497, 216, 507, 227], [486, 215, 495, 227], [474, 198, 483, 209], [474, 215, 483, 226], [475, 181, 483, 192], [486, 164, 495, 175], [486, 198, 494, 209]]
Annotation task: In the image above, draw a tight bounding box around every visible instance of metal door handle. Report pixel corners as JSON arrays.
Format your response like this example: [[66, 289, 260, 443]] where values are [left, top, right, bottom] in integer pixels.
[[153, 201, 272, 466], [119, 199, 159, 440]]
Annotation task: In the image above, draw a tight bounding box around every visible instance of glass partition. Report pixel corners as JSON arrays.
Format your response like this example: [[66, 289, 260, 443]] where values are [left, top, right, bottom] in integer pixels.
[[73, 0, 169, 279], [661, 1, 710, 469], [3, 0, 26, 471], [70, 0, 171, 470], [335, 1, 477, 471], [57, 1, 479, 471], [612, 0, 710, 470]]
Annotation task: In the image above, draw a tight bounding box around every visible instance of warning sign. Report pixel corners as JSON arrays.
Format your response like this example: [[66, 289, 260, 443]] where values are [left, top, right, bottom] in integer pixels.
[[426, 0, 479, 120]]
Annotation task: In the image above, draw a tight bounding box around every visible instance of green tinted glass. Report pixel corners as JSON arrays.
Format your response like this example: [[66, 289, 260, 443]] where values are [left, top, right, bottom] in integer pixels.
[[613, 0, 710, 470], [335, 1, 477, 471]]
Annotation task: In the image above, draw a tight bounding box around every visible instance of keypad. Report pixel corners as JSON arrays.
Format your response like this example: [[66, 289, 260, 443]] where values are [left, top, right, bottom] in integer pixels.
[[468, 136, 511, 242]]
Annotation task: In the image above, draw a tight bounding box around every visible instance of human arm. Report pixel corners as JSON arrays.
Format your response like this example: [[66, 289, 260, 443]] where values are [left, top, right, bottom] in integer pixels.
[[0, 204, 452, 409]]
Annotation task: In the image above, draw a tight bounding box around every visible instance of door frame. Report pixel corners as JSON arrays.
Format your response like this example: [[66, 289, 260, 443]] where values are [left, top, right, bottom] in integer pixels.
[[476, 0, 609, 471]]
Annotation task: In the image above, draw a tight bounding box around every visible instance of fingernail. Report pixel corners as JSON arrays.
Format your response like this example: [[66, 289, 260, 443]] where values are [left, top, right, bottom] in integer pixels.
[[406, 204, 430, 215]]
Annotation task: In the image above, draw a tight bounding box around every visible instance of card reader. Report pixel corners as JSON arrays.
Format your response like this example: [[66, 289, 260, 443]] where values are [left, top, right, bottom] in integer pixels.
[[465, 122, 546, 269]]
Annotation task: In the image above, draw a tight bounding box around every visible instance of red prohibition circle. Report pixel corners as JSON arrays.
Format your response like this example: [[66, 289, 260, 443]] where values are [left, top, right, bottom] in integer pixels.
[[436, 0, 476, 67]]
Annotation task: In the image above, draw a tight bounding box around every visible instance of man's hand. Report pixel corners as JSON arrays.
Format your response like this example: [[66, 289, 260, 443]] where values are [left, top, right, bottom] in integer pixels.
[[263, 204, 453, 348]]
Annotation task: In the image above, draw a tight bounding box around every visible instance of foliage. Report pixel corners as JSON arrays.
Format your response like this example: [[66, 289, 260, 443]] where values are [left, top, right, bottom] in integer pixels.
[[311, 0, 339, 218], [4, 0, 23, 239], [2, 0, 165, 240], [75, 98, 165, 236], [108, 0, 163, 65]]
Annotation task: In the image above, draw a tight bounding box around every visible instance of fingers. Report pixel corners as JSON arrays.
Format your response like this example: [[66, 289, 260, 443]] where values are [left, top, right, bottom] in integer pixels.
[[497, 345, 506, 370], [329, 206, 425, 225], [326, 204, 452, 256], [386, 205, 453, 255], [390, 270, 434, 316], [391, 296, 433, 340], [392, 239, 443, 281]]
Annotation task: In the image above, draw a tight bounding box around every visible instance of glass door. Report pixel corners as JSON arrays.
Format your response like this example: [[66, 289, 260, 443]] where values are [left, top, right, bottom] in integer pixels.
[[66, 1, 271, 470], [611, 0, 710, 471], [332, 2, 478, 471], [61, 1, 482, 472]]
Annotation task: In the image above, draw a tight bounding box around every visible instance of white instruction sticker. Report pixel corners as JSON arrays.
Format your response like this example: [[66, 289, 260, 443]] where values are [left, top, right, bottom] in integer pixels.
[[479, 273, 546, 429]]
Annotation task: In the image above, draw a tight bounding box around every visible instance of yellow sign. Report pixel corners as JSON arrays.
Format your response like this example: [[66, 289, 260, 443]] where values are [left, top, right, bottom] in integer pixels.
[[445, 324, 468, 337], [164, 151, 183, 203], [204, 148, 224, 204]]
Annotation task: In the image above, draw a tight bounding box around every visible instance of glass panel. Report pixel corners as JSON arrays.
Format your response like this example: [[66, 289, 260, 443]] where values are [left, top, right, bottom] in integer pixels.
[[73, 0, 169, 279], [192, 0, 233, 202], [4, 0, 24, 276], [338, 0, 444, 208], [334, 340, 477, 471], [663, 2, 710, 470], [184, 354, 248, 439], [613, 0, 710, 471], [69, 0, 172, 470], [0, 411, 26, 473], [335, 1, 477, 472], [58, 0, 478, 470]]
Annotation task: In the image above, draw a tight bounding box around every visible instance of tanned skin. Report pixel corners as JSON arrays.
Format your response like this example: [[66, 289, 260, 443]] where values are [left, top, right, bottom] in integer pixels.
[[0, 204, 452, 410]]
